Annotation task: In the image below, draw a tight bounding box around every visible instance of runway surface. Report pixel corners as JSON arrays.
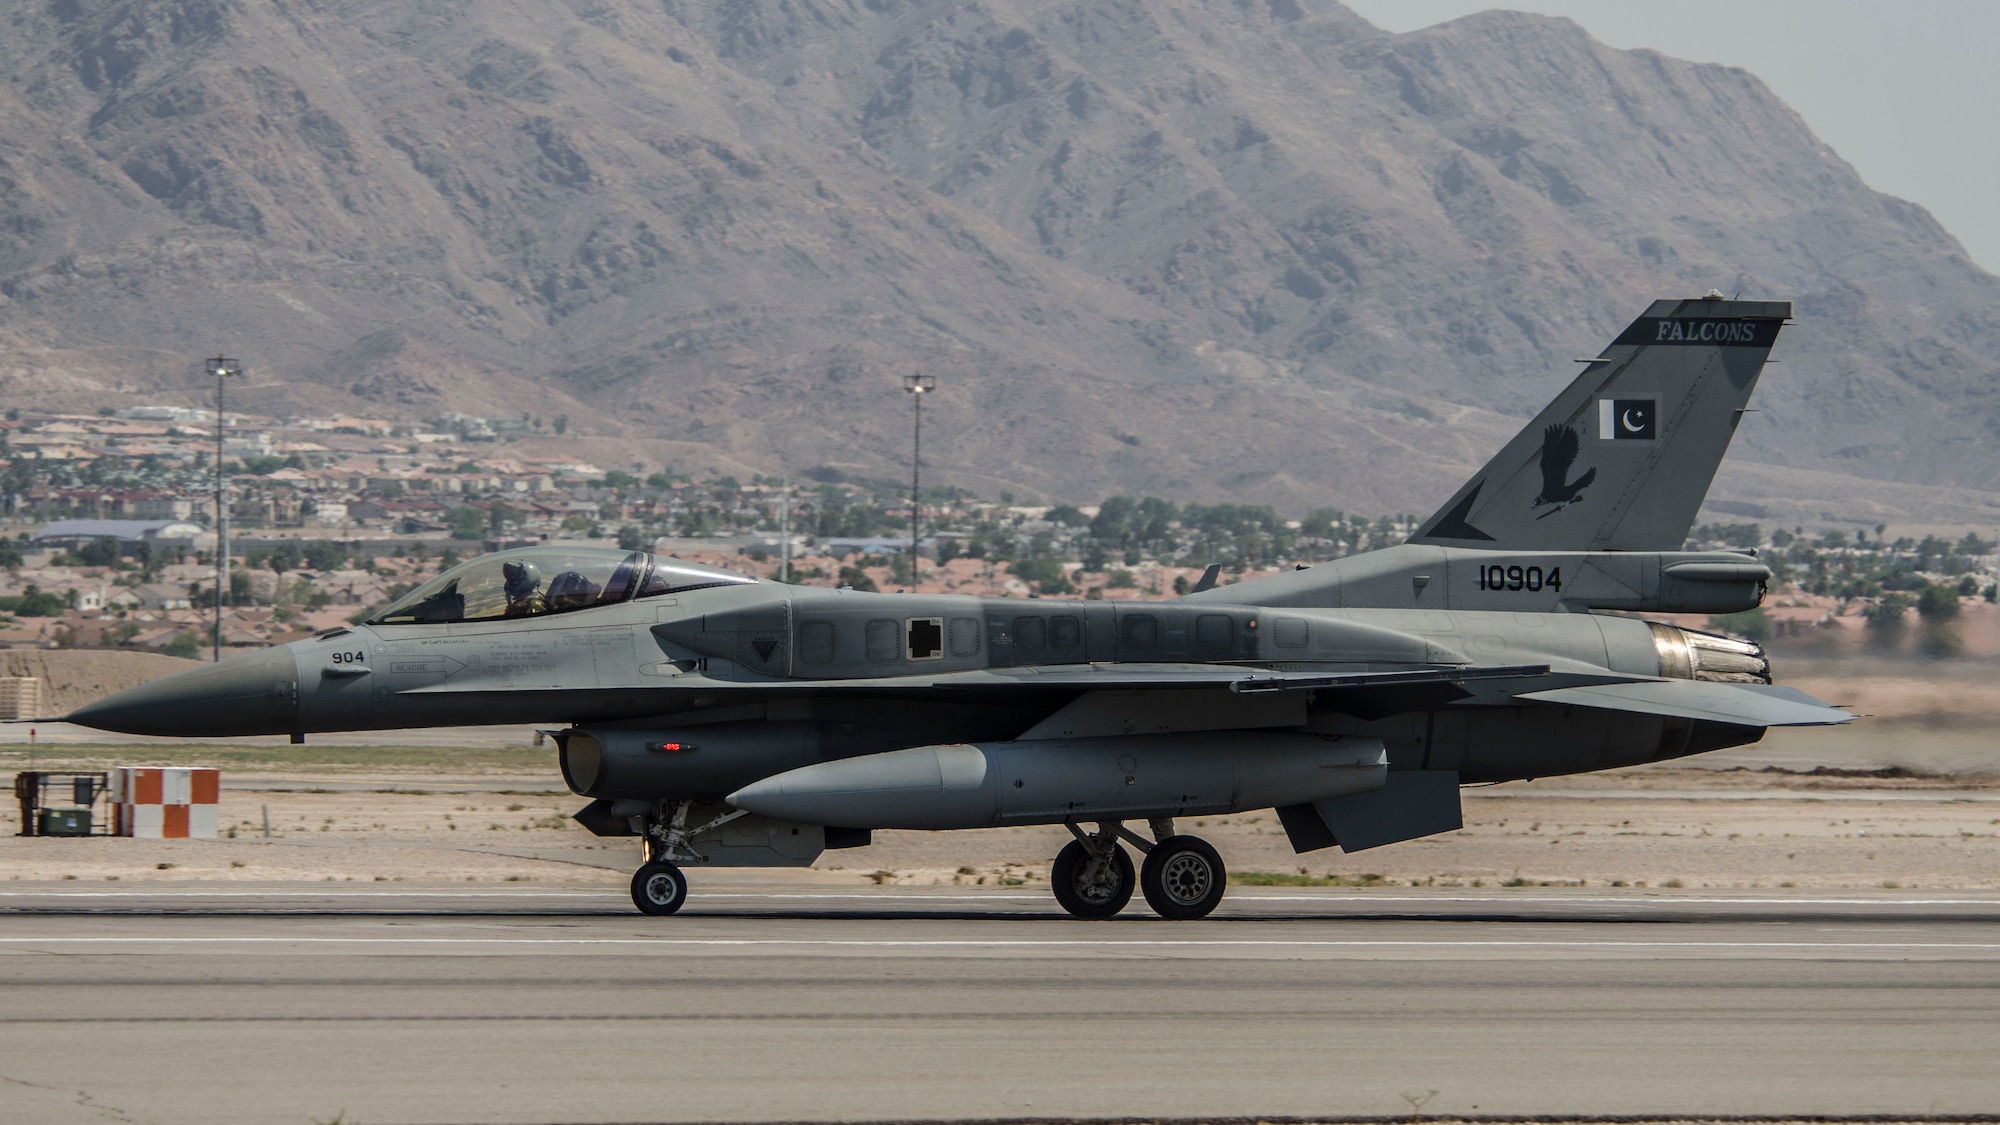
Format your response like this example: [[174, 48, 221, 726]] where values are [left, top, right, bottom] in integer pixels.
[[4, 885, 1999, 1124]]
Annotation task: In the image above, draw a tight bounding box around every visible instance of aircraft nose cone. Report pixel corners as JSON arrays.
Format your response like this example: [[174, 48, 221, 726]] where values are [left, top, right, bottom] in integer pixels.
[[68, 645, 300, 737]]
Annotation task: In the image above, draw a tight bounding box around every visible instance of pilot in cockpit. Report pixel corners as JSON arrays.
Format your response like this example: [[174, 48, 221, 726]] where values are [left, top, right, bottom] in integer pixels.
[[502, 558, 548, 617]]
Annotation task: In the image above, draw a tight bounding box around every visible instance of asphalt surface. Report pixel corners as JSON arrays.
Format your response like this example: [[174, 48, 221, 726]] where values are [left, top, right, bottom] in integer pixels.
[[3, 886, 1998, 1125]]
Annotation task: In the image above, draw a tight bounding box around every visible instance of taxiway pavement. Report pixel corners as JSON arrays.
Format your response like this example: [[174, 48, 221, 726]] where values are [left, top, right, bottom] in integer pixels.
[[3, 886, 1998, 1124]]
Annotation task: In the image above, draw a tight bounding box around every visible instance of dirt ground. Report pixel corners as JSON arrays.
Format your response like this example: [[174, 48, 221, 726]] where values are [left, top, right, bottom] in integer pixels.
[[2, 654, 1996, 894], [3, 760, 1995, 893], [0, 648, 200, 714]]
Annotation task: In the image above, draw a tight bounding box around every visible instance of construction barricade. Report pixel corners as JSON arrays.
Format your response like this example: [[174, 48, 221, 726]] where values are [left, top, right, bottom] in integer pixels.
[[110, 767, 220, 839]]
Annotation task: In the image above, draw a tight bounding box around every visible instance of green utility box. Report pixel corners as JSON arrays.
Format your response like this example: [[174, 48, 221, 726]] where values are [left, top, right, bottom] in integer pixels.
[[37, 808, 91, 836]]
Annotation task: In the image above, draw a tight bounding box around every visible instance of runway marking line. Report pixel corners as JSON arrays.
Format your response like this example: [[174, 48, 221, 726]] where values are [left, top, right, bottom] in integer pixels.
[[6, 891, 2000, 907], [3, 937, 1999, 951]]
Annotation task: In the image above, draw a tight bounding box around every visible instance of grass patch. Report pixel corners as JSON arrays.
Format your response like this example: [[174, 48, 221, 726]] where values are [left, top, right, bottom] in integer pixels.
[[1231, 871, 1392, 887]]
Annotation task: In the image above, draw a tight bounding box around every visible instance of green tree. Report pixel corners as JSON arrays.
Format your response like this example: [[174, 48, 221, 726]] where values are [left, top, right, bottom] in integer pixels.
[[1089, 496, 1135, 545], [78, 536, 122, 567], [1706, 608, 1771, 643], [552, 414, 568, 435], [164, 632, 201, 658], [1696, 523, 1762, 549], [450, 507, 484, 539], [1916, 584, 1961, 622], [9, 585, 66, 616], [1864, 592, 1913, 635], [303, 540, 345, 572], [836, 566, 878, 592], [616, 525, 645, 551], [1299, 508, 1343, 540], [1011, 556, 1073, 596], [1044, 504, 1087, 528]]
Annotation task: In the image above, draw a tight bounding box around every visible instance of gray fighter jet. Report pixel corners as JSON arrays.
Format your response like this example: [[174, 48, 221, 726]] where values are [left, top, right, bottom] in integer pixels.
[[69, 295, 1848, 918]]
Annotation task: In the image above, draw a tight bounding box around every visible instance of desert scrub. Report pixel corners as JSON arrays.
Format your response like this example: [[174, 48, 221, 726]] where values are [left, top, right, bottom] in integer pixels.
[[1230, 871, 1392, 887]]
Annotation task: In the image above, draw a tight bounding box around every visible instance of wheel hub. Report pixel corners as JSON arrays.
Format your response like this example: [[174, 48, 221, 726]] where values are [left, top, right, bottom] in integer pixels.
[[1159, 852, 1212, 904], [1073, 859, 1121, 904], [643, 872, 681, 907]]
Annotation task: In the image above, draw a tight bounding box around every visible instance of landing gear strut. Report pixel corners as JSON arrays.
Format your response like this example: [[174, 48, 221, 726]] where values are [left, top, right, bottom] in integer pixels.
[[627, 799, 747, 916], [1051, 822, 1135, 919], [1049, 818, 1227, 920]]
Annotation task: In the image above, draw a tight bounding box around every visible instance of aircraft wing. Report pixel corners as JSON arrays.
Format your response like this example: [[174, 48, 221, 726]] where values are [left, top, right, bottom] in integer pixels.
[[748, 662, 1552, 694], [1514, 679, 1853, 726], [388, 661, 1548, 695]]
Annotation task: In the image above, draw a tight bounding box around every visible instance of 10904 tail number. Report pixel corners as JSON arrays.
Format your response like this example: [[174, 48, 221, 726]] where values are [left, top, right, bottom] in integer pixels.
[[1475, 564, 1561, 593]]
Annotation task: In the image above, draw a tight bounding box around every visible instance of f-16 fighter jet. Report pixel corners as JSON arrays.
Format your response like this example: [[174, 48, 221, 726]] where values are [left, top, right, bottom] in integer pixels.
[[68, 295, 1848, 917]]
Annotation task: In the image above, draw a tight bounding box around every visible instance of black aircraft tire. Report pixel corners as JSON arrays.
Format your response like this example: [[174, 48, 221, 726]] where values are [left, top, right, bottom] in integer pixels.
[[1050, 840, 1135, 919], [1139, 835, 1227, 920], [631, 860, 688, 916]]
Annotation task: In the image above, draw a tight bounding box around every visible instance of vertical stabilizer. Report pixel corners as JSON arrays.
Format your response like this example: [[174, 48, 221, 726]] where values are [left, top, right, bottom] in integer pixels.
[[1410, 296, 1789, 552]]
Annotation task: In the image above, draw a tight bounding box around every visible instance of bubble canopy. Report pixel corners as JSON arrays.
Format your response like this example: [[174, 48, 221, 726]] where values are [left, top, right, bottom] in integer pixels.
[[368, 547, 756, 626]]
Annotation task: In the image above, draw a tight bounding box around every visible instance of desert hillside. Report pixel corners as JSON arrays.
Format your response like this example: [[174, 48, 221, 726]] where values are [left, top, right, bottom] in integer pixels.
[[0, 1, 1995, 518]]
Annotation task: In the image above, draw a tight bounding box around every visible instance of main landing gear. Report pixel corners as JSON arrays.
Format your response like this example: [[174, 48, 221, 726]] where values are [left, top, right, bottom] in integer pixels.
[[1050, 819, 1227, 921], [628, 800, 748, 916]]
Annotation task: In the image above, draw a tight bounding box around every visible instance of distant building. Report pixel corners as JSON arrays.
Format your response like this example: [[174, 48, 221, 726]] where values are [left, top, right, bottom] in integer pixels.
[[132, 496, 196, 521], [811, 536, 914, 560], [124, 406, 210, 423], [33, 519, 205, 550]]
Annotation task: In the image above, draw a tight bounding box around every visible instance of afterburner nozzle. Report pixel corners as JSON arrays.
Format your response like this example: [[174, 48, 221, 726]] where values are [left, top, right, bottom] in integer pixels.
[[67, 646, 300, 737]]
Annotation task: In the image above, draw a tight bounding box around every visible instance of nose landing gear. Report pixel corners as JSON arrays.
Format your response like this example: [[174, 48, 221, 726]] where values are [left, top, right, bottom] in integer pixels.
[[632, 860, 688, 915], [627, 800, 748, 915]]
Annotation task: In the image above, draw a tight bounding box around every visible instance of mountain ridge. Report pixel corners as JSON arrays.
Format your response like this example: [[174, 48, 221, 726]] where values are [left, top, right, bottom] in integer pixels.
[[1, 0, 1996, 524]]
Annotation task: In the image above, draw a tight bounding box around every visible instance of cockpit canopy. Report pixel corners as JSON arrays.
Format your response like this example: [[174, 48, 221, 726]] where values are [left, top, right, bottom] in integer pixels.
[[368, 547, 755, 626]]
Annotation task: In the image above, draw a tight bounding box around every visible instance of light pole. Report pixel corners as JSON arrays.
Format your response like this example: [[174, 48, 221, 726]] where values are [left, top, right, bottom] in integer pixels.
[[205, 355, 241, 661], [778, 476, 791, 585], [902, 374, 936, 589]]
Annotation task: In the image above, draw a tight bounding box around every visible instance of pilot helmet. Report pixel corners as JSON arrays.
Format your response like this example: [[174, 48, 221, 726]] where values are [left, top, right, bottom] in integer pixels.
[[502, 558, 541, 598]]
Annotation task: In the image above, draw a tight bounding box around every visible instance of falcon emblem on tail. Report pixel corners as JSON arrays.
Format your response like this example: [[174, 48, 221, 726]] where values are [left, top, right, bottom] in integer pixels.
[[1531, 423, 1595, 512]]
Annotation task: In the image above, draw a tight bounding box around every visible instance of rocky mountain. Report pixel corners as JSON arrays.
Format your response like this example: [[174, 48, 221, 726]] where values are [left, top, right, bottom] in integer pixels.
[[2, 0, 1997, 526]]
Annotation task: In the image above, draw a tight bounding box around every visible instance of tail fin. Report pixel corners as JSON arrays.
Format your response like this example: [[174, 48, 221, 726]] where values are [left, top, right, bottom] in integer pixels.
[[1410, 295, 1790, 551]]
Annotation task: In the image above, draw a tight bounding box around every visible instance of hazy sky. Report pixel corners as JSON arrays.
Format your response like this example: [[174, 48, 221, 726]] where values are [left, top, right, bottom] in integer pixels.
[[1342, 0, 2000, 272]]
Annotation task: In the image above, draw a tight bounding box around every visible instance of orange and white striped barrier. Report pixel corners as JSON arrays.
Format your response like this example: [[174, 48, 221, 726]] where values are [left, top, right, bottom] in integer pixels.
[[111, 767, 220, 839]]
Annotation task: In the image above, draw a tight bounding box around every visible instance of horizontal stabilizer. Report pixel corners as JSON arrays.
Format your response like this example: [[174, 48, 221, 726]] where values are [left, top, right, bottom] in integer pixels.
[[1516, 679, 1852, 727]]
